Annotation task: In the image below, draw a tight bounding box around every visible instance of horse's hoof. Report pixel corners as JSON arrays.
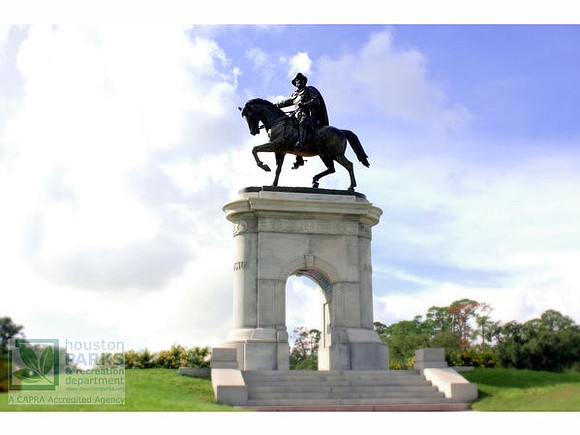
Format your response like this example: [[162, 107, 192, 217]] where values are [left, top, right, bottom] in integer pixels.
[[348, 187, 355, 192], [312, 181, 319, 189], [259, 164, 271, 172]]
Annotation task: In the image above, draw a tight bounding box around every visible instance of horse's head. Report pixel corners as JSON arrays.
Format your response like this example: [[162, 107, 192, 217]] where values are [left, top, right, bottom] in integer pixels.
[[239, 100, 263, 136], [239, 99, 286, 136]]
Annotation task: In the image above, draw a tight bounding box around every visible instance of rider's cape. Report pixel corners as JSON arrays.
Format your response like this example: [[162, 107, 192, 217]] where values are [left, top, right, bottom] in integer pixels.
[[308, 86, 329, 128]]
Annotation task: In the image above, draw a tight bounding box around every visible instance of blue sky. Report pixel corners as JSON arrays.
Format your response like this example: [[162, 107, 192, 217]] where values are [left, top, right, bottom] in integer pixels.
[[1, 16, 580, 352]]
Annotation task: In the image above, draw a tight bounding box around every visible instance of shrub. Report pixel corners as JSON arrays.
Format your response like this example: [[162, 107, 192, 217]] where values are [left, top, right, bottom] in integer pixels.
[[447, 348, 496, 368], [122, 346, 211, 369], [123, 350, 139, 369], [390, 355, 415, 370], [183, 347, 211, 369], [153, 345, 186, 369], [136, 349, 154, 369]]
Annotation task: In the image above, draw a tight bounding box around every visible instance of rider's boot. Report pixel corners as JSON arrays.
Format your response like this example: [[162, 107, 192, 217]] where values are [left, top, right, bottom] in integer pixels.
[[292, 156, 305, 169], [295, 122, 307, 151]]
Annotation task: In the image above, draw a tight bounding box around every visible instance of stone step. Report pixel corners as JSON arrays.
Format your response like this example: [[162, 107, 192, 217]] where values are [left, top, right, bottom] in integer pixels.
[[247, 383, 442, 393], [243, 371, 426, 384], [246, 396, 453, 407], [247, 384, 443, 400], [245, 377, 430, 387], [247, 389, 444, 400], [239, 369, 465, 410], [243, 370, 420, 381], [247, 403, 472, 412], [248, 383, 439, 394]]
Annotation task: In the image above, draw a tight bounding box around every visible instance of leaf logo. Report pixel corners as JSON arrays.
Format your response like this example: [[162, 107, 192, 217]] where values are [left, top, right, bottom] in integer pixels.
[[13, 343, 55, 385]]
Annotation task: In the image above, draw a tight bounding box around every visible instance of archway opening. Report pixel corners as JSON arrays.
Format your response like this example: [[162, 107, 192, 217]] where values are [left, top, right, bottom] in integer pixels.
[[286, 274, 325, 370]]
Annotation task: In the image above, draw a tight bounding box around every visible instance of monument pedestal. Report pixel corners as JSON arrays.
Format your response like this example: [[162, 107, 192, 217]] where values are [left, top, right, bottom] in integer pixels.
[[215, 186, 388, 371]]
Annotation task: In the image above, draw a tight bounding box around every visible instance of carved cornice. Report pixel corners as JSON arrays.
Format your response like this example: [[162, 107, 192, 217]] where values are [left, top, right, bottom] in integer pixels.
[[223, 187, 383, 229]]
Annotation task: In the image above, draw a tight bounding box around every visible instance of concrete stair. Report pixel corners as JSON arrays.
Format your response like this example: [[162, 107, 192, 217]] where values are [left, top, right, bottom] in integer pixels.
[[241, 370, 472, 411]]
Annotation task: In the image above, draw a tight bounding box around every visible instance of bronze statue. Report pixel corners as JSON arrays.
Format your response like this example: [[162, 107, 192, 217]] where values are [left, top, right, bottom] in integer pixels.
[[239, 88, 370, 191], [275, 73, 329, 151]]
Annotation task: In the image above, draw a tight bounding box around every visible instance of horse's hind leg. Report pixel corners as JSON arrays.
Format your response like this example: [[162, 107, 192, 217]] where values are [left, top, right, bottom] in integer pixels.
[[335, 154, 357, 191], [312, 157, 335, 188]]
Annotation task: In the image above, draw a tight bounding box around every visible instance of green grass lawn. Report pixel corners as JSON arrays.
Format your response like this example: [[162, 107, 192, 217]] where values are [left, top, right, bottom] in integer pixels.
[[0, 368, 236, 412], [462, 368, 580, 411]]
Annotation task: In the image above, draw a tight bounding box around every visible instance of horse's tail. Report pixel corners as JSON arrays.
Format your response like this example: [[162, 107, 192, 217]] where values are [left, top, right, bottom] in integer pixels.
[[342, 130, 370, 167]]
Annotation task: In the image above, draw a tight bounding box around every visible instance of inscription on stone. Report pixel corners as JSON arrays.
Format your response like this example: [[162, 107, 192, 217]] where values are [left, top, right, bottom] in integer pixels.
[[233, 222, 247, 236], [260, 218, 357, 235], [233, 260, 248, 271]]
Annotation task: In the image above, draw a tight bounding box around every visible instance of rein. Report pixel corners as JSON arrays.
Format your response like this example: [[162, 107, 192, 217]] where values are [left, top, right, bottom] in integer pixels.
[[257, 106, 295, 130], [259, 115, 289, 130]]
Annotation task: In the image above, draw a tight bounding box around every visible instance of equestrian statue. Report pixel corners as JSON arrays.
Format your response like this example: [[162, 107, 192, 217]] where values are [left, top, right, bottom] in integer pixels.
[[239, 73, 370, 192]]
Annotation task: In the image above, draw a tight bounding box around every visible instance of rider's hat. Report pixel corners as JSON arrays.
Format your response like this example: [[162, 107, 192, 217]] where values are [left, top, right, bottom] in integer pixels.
[[292, 73, 308, 86]]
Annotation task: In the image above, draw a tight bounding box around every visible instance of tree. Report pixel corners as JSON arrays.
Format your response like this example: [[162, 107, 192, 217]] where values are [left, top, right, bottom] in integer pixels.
[[289, 327, 320, 370], [474, 314, 501, 348], [375, 316, 430, 367], [376, 299, 496, 367], [422, 299, 491, 350], [447, 299, 489, 348], [1, 317, 24, 392], [495, 310, 580, 371], [424, 306, 453, 335], [0, 317, 24, 355]]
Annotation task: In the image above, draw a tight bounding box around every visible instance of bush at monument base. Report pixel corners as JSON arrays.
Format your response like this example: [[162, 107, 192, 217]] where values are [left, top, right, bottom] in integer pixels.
[[120, 345, 211, 370]]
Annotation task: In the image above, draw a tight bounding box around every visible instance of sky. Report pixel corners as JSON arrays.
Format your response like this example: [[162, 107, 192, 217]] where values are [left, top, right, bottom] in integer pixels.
[[2, 7, 580, 353]]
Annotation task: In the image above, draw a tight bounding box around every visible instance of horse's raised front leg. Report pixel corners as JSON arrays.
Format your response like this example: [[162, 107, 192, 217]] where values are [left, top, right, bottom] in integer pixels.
[[312, 156, 335, 188], [252, 143, 274, 172], [272, 152, 285, 186]]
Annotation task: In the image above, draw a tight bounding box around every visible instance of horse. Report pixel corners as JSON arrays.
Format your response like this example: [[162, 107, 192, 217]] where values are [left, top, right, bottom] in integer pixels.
[[239, 98, 370, 192]]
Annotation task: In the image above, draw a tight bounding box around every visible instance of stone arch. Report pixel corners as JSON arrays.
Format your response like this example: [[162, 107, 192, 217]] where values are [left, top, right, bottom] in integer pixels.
[[278, 254, 341, 294], [279, 255, 340, 369]]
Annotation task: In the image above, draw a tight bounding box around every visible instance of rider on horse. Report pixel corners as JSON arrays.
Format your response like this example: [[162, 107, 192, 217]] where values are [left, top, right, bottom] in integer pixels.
[[275, 73, 329, 152]]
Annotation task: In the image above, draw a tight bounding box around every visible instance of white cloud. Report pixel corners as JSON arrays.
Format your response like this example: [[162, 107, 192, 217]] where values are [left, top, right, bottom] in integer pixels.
[[0, 25, 242, 349], [317, 29, 471, 134], [246, 47, 276, 84], [287, 52, 312, 78], [368, 150, 580, 326]]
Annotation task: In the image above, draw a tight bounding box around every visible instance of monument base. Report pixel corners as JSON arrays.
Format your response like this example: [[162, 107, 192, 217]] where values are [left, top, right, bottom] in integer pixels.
[[218, 326, 389, 371], [318, 327, 389, 370], [223, 328, 289, 371]]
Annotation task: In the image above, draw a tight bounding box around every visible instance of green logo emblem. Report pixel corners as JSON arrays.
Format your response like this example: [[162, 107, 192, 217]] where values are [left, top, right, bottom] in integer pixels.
[[9, 339, 59, 391]]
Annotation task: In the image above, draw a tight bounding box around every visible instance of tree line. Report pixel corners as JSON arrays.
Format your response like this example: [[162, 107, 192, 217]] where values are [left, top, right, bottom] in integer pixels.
[[287, 299, 580, 372], [4, 300, 580, 379], [374, 298, 580, 371]]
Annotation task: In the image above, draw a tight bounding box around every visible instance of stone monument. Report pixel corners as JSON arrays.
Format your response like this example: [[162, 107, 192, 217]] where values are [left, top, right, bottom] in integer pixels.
[[209, 77, 477, 408], [213, 186, 389, 372]]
